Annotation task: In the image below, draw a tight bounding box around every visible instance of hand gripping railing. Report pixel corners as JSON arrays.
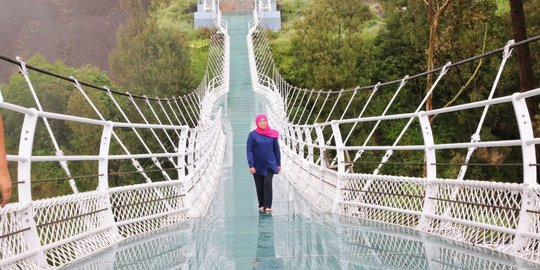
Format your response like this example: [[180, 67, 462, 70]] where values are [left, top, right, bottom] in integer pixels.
[[0, 16, 229, 270], [247, 16, 540, 263]]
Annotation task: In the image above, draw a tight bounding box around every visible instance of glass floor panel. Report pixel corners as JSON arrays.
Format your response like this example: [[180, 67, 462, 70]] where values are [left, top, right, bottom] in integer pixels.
[[62, 13, 540, 270]]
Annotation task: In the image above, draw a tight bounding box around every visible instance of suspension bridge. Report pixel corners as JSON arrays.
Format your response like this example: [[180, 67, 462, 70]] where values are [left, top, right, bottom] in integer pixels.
[[1, 1, 540, 269]]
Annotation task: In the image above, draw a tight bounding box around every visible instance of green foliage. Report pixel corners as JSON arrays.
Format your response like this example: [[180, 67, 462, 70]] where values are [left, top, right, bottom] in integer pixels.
[[110, 0, 208, 97], [360, 20, 383, 42], [110, 17, 193, 97], [1, 54, 121, 198], [495, 0, 510, 15], [276, 0, 374, 90], [153, 0, 198, 34], [269, 0, 540, 182], [276, 0, 311, 23], [525, 0, 540, 84]]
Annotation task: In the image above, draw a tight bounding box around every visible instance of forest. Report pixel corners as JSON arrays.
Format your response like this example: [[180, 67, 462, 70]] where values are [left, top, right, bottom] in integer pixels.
[[264, 0, 540, 181]]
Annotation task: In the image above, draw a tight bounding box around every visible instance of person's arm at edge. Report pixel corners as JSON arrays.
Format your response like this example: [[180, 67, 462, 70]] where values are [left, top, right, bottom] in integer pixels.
[[274, 138, 281, 173], [246, 132, 256, 174], [0, 114, 12, 207]]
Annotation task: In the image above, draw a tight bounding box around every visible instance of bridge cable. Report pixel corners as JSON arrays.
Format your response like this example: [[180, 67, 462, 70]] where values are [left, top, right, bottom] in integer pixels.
[[17, 58, 79, 193]]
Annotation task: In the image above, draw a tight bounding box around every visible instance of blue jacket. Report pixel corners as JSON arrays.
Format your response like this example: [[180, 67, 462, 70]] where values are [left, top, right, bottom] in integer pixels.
[[246, 131, 281, 176]]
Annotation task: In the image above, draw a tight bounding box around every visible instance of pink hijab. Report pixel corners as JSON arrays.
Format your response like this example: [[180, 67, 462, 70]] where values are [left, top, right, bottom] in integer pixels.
[[255, 114, 279, 139]]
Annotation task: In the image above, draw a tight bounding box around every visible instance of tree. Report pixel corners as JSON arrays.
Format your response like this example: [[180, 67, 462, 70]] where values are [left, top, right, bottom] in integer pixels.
[[509, 0, 540, 181], [423, 0, 452, 114], [286, 0, 373, 90], [509, 0, 537, 119], [110, 0, 195, 98]]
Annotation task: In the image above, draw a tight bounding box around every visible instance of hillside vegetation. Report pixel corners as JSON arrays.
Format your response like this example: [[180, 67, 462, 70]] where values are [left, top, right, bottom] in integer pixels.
[[0, 0, 211, 200], [268, 0, 540, 181]]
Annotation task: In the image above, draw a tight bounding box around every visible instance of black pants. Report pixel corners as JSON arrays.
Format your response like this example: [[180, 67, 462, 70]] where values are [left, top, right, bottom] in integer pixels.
[[254, 170, 274, 209]]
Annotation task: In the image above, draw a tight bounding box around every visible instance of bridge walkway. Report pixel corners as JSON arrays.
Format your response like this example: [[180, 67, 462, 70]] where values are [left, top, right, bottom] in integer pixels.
[[62, 13, 535, 270]]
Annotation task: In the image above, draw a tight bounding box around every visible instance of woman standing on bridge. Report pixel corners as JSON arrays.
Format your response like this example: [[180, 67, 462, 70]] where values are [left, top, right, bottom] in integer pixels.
[[246, 114, 281, 213]]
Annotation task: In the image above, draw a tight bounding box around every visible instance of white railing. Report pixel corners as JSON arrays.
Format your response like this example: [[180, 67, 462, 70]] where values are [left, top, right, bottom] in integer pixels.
[[0, 14, 229, 270], [247, 14, 540, 262]]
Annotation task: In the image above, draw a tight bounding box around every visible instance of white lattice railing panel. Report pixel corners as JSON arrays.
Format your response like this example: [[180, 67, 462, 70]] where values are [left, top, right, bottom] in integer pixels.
[[185, 131, 225, 218], [282, 148, 335, 212], [112, 230, 194, 270], [342, 205, 421, 228], [432, 221, 515, 251], [420, 180, 522, 250], [526, 186, 540, 234], [2, 260, 42, 270], [341, 174, 425, 212], [32, 191, 118, 267], [45, 230, 117, 268], [430, 181, 521, 229], [341, 227, 428, 269], [0, 203, 42, 270], [110, 182, 187, 237], [33, 191, 113, 244], [338, 175, 425, 227], [433, 245, 516, 270]]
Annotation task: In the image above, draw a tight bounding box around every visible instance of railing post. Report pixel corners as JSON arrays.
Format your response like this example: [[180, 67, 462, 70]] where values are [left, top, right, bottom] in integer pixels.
[[330, 121, 344, 213], [315, 126, 327, 169], [417, 111, 438, 230], [97, 121, 120, 239], [510, 93, 537, 251], [304, 128, 314, 163], [177, 128, 189, 182], [184, 129, 197, 210], [98, 122, 113, 190], [284, 125, 293, 149], [315, 125, 327, 197], [294, 127, 304, 158], [17, 109, 48, 267], [18, 112, 36, 203], [290, 126, 299, 156]]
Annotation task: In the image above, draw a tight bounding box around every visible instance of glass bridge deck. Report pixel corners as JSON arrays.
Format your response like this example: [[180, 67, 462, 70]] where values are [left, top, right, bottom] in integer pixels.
[[63, 14, 538, 270]]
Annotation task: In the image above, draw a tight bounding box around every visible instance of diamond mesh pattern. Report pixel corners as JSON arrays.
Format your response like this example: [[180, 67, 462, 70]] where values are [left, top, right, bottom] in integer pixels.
[[0, 203, 43, 269], [187, 132, 225, 218], [341, 227, 428, 269], [283, 148, 335, 212], [433, 245, 517, 269], [110, 183, 187, 237], [33, 191, 119, 266], [431, 181, 521, 229], [421, 180, 521, 250], [518, 186, 540, 261], [112, 230, 193, 269], [338, 174, 425, 227], [61, 257, 113, 270], [45, 230, 117, 267], [34, 191, 111, 243], [430, 220, 514, 250], [1, 260, 43, 270]]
